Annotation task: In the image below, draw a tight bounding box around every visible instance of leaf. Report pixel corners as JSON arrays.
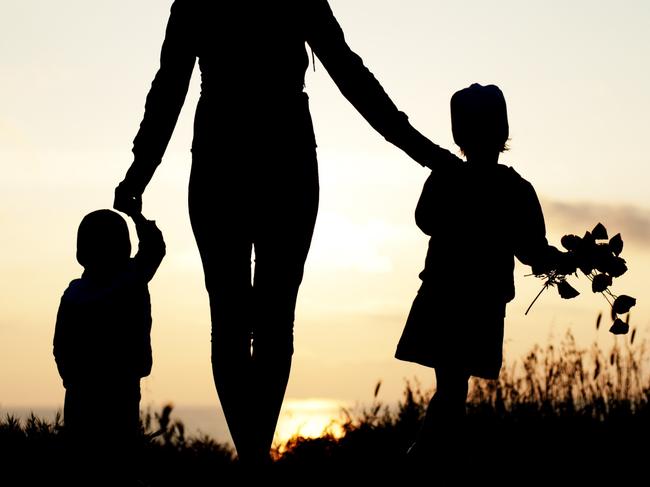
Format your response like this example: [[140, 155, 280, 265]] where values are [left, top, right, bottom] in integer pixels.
[[582, 231, 596, 246], [374, 381, 382, 398], [592, 223, 608, 240], [593, 244, 613, 273], [609, 318, 629, 335], [596, 254, 624, 277], [557, 280, 580, 299], [631, 328, 637, 345], [575, 237, 596, 275], [607, 257, 628, 278], [578, 262, 594, 275], [609, 233, 623, 256], [556, 252, 577, 275], [596, 312, 602, 330], [613, 295, 636, 315], [560, 234, 582, 251], [591, 273, 612, 293]]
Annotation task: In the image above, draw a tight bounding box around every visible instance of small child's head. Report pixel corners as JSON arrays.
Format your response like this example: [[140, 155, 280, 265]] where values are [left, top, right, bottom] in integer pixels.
[[451, 83, 509, 158], [76, 209, 131, 271]]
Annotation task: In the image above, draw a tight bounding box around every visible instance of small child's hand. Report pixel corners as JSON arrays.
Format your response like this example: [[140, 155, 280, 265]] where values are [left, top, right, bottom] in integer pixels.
[[130, 212, 147, 226], [114, 181, 143, 217]]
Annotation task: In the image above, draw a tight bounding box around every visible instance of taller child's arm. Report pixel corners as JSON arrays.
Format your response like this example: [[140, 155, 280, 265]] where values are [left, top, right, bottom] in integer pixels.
[[133, 215, 166, 283], [120, 0, 197, 196], [304, 0, 460, 170], [414, 171, 438, 235], [514, 181, 558, 272], [53, 297, 71, 384]]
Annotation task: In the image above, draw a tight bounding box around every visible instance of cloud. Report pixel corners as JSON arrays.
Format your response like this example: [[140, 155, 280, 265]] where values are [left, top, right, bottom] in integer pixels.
[[542, 199, 650, 246]]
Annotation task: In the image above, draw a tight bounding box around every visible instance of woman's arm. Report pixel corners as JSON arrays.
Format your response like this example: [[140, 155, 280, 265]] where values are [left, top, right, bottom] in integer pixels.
[[304, 0, 459, 170], [118, 0, 196, 199]]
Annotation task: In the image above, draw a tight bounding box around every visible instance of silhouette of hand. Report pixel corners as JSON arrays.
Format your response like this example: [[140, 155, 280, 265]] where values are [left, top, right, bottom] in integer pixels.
[[114, 182, 142, 217], [532, 246, 563, 276]]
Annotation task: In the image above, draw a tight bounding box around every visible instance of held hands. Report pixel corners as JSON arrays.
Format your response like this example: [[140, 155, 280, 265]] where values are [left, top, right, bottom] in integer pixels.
[[411, 134, 463, 171], [114, 181, 143, 218], [428, 150, 464, 171]]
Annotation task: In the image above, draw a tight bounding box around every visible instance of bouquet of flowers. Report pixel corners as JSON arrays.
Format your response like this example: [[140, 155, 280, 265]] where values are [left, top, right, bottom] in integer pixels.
[[526, 223, 636, 335]]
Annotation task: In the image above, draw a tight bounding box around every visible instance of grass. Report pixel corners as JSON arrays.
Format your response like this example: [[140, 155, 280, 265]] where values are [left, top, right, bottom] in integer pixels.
[[2, 325, 649, 483]]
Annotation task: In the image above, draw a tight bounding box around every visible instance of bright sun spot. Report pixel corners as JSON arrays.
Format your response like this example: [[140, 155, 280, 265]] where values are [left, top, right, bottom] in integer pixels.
[[308, 212, 398, 274], [274, 399, 347, 449]]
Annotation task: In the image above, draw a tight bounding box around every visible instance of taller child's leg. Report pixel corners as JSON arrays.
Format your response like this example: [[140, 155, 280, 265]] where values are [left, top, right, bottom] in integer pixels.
[[417, 366, 470, 451]]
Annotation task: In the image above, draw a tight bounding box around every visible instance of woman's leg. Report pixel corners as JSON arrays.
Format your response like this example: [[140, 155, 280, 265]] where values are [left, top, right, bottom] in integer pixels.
[[251, 213, 317, 456], [188, 143, 318, 462], [249, 144, 319, 457], [189, 166, 258, 462]]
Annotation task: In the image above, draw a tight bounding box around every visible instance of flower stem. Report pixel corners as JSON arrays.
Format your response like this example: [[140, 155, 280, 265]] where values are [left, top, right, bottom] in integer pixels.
[[525, 284, 548, 315], [601, 291, 614, 307]]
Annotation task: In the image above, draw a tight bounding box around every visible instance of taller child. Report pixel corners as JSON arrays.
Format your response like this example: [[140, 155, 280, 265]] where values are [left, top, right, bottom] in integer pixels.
[[396, 83, 557, 456]]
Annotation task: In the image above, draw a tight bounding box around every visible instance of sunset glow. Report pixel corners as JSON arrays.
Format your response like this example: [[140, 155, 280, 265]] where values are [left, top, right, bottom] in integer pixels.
[[1, 0, 649, 448], [274, 399, 347, 448]]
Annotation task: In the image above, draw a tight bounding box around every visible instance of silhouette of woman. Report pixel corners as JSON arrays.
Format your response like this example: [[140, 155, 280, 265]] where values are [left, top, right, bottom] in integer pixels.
[[114, 0, 459, 464]]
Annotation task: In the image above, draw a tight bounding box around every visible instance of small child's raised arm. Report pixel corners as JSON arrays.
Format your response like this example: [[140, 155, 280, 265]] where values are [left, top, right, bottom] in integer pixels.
[[132, 213, 166, 282]]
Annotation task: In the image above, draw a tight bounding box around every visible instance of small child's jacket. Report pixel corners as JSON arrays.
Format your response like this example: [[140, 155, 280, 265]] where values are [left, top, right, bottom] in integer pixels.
[[53, 219, 165, 388]]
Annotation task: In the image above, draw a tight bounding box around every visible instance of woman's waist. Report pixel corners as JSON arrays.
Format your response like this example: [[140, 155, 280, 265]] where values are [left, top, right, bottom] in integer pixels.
[[198, 85, 309, 108], [194, 91, 310, 128], [192, 91, 316, 148]]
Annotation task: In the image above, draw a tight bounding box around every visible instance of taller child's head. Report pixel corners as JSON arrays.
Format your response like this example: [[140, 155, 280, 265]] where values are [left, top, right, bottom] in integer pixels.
[[76, 210, 131, 271], [451, 83, 509, 159]]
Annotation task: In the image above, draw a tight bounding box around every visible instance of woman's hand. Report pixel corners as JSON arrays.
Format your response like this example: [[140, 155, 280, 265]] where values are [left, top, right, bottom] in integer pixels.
[[114, 181, 143, 217]]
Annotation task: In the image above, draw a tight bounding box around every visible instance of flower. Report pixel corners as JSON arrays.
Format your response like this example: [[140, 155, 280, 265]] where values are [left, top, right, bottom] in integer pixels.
[[557, 280, 580, 299], [609, 233, 623, 256], [609, 319, 629, 335], [560, 234, 582, 252], [528, 223, 635, 335], [591, 223, 608, 240], [612, 295, 636, 315], [591, 274, 612, 293]]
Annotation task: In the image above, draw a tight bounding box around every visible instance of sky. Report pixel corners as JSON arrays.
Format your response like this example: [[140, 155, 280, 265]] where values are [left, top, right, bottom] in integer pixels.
[[1, 0, 649, 439]]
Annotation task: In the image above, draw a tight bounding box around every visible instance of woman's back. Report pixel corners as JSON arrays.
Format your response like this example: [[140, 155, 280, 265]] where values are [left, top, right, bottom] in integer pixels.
[[173, 1, 313, 98]]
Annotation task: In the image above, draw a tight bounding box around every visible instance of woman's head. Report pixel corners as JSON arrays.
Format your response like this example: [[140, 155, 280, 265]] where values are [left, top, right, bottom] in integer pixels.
[[76, 209, 131, 270], [451, 83, 509, 157]]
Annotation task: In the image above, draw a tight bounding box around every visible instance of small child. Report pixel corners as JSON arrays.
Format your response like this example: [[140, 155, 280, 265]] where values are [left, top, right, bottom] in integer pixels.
[[53, 204, 165, 472], [395, 83, 557, 456]]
